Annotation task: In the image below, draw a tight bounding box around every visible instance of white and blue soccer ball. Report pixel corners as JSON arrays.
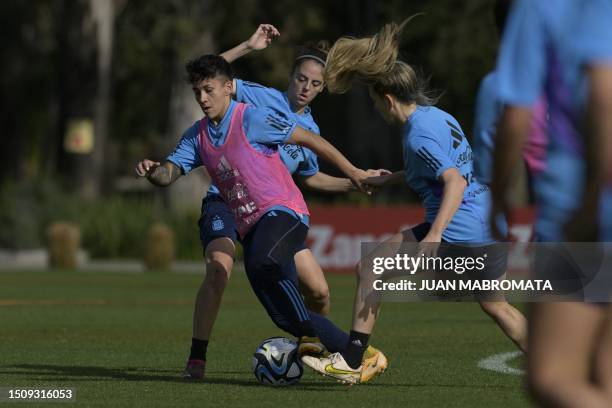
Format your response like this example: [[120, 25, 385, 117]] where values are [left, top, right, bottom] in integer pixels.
[[252, 337, 303, 386]]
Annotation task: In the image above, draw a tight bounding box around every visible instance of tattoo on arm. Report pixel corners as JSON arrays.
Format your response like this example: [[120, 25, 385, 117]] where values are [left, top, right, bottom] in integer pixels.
[[147, 162, 181, 187]]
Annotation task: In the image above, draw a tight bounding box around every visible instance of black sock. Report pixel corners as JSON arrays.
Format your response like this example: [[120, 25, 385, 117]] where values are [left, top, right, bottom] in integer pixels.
[[189, 338, 209, 361], [299, 320, 317, 338], [342, 330, 370, 369]]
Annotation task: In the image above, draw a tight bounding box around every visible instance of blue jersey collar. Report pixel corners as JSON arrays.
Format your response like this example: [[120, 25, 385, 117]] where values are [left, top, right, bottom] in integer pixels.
[[283, 91, 311, 115]]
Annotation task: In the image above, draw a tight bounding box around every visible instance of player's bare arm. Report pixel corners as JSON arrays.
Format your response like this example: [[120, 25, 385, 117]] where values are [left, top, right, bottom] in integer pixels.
[[363, 170, 404, 187], [419, 168, 466, 257], [287, 127, 369, 192], [302, 169, 388, 193], [220, 24, 280, 96], [134, 160, 182, 187], [489, 106, 532, 239]]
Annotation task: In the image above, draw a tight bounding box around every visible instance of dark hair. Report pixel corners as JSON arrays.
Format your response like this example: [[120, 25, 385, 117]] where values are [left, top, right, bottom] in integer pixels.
[[185, 54, 233, 85], [494, 0, 513, 36], [291, 40, 330, 74]]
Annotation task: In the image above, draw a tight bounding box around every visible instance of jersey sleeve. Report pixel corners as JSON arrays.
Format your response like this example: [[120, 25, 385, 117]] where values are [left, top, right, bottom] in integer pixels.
[[166, 122, 202, 174], [406, 132, 455, 179], [496, 0, 547, 106], [242, 106, 298, 145], [235, 79, 285, 109], [296, 147, 319, 176], [574, 0, 612, 65]]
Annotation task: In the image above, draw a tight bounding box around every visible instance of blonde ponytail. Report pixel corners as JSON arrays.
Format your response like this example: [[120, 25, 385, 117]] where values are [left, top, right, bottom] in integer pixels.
[[325, 15, 437, 105]]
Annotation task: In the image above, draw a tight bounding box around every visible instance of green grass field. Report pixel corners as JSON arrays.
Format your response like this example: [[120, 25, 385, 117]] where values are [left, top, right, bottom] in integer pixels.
[[0, 269, 531, 407]]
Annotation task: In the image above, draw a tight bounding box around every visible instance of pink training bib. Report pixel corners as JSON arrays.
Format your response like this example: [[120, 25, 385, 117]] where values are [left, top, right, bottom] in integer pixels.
[[198, 103, 309, 238]]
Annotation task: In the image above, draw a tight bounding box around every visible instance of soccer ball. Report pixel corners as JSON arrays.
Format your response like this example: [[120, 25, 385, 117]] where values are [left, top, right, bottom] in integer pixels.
[[252, 337, 303, 386]]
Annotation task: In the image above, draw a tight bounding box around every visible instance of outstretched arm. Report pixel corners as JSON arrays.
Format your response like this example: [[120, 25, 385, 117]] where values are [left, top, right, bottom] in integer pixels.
[[287, 127, 369, 191], [135, 160, 182, 187], [419, 168, 466, 256], [363, 170, 404, 187], [220, 24, 280, 63], [490, 106, 532, 239], [300, 171, 354, 193]]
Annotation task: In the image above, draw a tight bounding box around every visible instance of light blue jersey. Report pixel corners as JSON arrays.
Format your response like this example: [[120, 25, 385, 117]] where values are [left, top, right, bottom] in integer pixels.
[[497, 0, 612, 241], [473, 70, 548, 188], [200, 79, 320, 196], [403, 106, 498, 243], [167, 100, 310, 225]]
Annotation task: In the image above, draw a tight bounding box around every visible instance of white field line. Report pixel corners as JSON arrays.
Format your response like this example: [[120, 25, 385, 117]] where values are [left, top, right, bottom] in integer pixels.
[[477, 351, 525, 376]]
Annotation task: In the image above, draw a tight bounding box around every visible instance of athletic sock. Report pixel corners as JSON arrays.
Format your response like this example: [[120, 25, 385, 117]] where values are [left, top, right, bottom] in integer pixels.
[[342, 330, 370, 369], [189, 338, 209, 361], [308, 312, 349, 352]]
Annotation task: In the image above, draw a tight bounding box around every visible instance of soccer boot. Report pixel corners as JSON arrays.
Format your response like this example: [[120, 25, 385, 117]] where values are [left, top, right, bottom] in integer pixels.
[[301, 352, 361, 384], [182, 359, 206, 380], [297, 336, 328, 357], [361, 345, 388, 383]]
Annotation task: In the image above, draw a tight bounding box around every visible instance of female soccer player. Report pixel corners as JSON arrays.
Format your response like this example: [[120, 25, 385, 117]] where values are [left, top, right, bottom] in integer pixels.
[[472, 0, 548, 194], [301, 19, 528, 384], [177, 25, 364, 380], [136, 54, 388, 382], [491, 0, 612, 405]]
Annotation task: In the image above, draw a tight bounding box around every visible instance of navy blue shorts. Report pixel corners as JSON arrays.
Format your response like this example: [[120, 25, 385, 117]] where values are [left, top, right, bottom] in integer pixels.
[[199, 195, 238, 249], [199, 195, 309, 252]]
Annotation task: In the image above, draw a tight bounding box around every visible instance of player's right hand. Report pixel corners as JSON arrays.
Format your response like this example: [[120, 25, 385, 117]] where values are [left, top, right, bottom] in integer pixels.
[[135, 159, 161, 177], [348, 168, 371, 194], [246, 24, 280, 51]]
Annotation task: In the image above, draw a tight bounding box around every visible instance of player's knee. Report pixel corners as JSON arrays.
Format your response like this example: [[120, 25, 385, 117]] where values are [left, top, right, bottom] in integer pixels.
[[305, 285, 330, 312], [203, 258, 232, 293]]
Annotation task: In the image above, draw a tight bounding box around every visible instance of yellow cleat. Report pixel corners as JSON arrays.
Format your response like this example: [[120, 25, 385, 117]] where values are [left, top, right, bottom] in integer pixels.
[[298, 336, 328, 357], [360, 345, 388, 383]]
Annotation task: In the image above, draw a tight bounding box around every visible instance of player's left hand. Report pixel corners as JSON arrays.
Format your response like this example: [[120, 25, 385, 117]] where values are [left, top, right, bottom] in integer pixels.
[[246, 24, 280, 51], [489, 199, 509, 241], [418, 232, 441, 258], [363, 170, 394, 188]]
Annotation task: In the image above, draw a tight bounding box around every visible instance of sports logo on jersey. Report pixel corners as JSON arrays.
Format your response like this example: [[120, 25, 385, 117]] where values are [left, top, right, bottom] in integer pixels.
[[446, 120, 464, 149], [216, 155, 240, 181], [211, 215, 225, 231], [416, 147, 443, 173], [265, 113, 293, 135]]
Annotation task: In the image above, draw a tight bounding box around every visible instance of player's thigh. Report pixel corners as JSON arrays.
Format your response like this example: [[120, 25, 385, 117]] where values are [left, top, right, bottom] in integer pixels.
[[243, 212, 307, 268], [361, 227, 417, 264], [200, 196, 238, 275], [295, 248, 329, 298], [358, 226, 419, 283], [528, 302, 606, 383]]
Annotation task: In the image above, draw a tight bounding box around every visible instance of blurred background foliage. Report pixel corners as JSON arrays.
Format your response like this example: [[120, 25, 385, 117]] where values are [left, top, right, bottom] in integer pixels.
[[0, 0, 500, 258]]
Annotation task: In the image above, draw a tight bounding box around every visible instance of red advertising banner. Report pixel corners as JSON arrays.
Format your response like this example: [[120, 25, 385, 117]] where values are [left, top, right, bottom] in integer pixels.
[[306, 206, 536, 273]]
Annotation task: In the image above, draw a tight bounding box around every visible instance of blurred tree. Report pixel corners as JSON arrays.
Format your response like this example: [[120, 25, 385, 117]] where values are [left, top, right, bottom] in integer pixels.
[[0, 0, 499, 205]]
